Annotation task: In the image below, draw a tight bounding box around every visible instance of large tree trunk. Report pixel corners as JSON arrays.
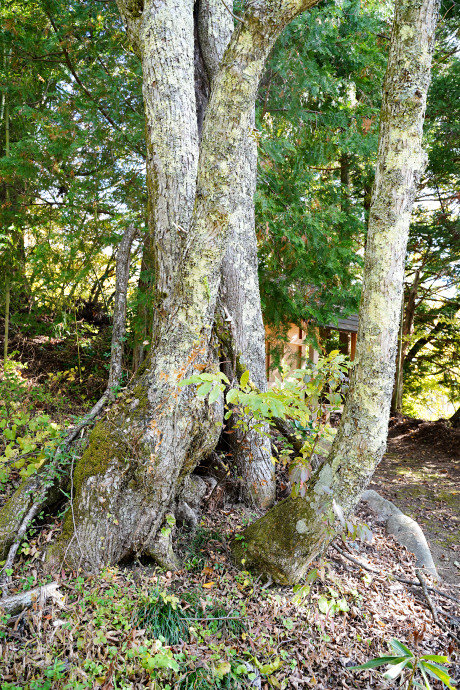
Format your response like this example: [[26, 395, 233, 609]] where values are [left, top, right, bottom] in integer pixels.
[[232, 0, 439, 584], [46, 0, 319, 571]]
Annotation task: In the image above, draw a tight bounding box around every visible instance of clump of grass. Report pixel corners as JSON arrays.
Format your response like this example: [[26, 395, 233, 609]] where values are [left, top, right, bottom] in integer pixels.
[[136, 589, 191, 645], [136, 586, 246, 647], [178, 667, 241, 689], [205, 606, 246, 636]]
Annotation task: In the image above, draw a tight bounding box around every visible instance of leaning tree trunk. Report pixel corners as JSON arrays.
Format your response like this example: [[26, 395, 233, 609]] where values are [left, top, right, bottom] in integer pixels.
[[45, 0, 319, 572], [197, 3, 274, 509], [232, 0, 440, 584]]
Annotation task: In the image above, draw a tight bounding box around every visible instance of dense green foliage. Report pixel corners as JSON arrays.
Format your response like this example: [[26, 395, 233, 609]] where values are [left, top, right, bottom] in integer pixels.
[[0, 0, 458, 414], [256, 0, 389, 333], [0, 0, 145, 327]]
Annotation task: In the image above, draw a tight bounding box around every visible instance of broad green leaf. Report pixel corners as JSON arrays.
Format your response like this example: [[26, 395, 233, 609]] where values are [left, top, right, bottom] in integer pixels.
[[208, 385, 222, 405], [318, 596, 329, 614], [389, 639, 413, 657], [421, 661, 455, 688], [226, 389, 239, 404], [197, 382, 212, 397], [350, 656, 407, 670], [383, 659, 411, 680], [259, 658, 282, 675], [240, 370, 250, 389], [213, 662, 231, 678], [178, 375, 201, 386]]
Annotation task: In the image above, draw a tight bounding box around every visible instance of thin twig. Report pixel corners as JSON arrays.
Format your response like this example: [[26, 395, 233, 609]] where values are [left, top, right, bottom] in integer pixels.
[[416, 571, 439, 624], [0, 503, 41, 593], [219, 0, 246, 24]]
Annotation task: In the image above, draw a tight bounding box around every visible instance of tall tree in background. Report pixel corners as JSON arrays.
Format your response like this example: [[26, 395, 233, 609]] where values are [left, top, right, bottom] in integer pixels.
[[391, 1, 460, 415]]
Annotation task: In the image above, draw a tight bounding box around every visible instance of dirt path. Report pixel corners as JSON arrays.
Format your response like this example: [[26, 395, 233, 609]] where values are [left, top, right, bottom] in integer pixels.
[[370, 418, 460, 585]]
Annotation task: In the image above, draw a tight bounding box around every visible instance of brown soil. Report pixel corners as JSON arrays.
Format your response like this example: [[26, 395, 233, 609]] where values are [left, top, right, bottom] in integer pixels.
[[370, 415, 460, 586]]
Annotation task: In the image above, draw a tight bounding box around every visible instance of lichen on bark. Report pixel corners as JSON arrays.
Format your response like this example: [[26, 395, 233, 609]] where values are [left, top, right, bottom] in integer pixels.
[[232, 0, 440, 585]]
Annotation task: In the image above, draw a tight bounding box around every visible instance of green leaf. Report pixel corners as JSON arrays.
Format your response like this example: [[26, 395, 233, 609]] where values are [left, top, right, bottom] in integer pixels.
[[389, 639, 413, 658], [259, 658, 282, 675], [317, 596, 329, 615], [350, 656, 407, 670], [178, 375, 201, 386], [197, 381, 212, 397], [420, 655, 449, 664], [382, 659, 411, 680], [419, 664, 433, 690], [208, 385, 222, 405], [240, 370, 250, 389], [214, 661, 231, 678], [421, 661, 455, 688], [226, 389, 239, 405]]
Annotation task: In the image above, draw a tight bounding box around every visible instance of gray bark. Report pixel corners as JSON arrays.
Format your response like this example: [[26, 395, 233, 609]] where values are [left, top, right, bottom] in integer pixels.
[[219, 112, 275, 509], [233, 0, 440, 584], [197, 1, 274, 508], [107, 223, 137, 394], [44, 0, 320, 571]]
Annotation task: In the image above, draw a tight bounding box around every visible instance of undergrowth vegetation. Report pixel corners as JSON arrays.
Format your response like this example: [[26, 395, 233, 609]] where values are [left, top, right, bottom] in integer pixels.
[[1, 503, 457, 689]]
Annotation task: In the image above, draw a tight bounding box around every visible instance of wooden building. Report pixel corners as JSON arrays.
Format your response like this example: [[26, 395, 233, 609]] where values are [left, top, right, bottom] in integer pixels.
[[265, 314, 359, 384]]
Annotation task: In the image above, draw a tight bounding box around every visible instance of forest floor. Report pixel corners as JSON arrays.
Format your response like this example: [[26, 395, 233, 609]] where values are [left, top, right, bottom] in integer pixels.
[[370, 416, 460, 586], [1, 336, 460, 688], [1, 497, 459, 689]]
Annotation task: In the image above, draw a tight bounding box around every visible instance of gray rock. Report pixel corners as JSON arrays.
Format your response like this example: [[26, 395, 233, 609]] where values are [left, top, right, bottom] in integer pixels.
[[176, 475, 208, 528], [361, 489, 438, 579]]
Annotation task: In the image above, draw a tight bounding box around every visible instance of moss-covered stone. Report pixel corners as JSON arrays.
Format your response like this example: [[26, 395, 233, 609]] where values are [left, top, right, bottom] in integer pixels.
[[231, 495, 329, 584]]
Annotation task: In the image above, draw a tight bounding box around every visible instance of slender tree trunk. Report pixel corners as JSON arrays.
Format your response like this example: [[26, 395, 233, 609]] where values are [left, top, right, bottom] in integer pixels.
[[107, 224, 137, 394], [218, 108, 275, 509], [198, 2, 274, 508], [3, 100, 10, 364], [3, 275, 9, 363], [132, 232, 154, 372], [233, 0, 440, 584], [46, 0, 319, 571], [391, 270, 420, 413]]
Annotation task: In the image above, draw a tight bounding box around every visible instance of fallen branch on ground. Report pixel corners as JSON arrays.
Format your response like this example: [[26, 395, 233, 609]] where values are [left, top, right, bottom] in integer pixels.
[[0, 582, 64, 616]]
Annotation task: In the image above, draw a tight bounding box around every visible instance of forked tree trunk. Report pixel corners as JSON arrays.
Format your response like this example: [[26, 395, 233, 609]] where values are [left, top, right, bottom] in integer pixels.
[[232, 0, 440, 584], [46, 0, 319, 571]]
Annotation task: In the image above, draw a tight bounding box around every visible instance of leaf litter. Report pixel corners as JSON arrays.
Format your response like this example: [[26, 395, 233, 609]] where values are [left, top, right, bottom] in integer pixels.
[[0, 499, 459, 689]]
